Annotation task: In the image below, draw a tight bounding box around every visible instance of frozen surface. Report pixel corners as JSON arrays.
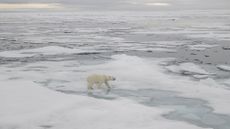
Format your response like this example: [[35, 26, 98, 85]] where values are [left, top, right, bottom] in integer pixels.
[[0, 80, 208, 129], [188, 44, 218, 51], [165, 62, 210, 75], [0, 10, 230, 129], [1, 54, 230, 129], [217, 65, 230, 72], [0, 46, 85, 57]]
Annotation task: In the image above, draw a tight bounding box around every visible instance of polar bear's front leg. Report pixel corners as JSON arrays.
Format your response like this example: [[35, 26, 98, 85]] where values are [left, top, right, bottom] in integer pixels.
[[105, 81, 111, 89]]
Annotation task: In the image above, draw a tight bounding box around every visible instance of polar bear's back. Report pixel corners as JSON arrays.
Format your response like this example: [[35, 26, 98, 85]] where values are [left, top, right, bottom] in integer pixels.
[[87, 74, 106, 83]]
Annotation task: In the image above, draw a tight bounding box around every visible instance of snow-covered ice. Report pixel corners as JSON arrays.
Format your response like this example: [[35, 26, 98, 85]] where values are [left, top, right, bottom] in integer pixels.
[[188, 44, 218, 51], [165, 62, 210, 75], [1, 53, 230, 129], [217, 65, 230, 72], [0, 79, 208, 129], [1, 10, 230, 129], [1, 54, 230, 109], [0, 46, 85, 58]]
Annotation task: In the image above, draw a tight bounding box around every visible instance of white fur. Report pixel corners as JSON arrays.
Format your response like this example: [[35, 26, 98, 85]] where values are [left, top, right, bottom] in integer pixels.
[[87, 74, 115, 91]]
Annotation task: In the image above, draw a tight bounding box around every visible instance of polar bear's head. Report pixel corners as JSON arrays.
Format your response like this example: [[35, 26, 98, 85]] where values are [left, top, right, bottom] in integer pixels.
[[106, 75, 116, 81]]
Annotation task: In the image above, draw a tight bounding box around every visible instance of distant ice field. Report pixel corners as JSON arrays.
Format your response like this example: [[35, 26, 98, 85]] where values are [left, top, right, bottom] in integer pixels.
[[0, 10, 230, 129]]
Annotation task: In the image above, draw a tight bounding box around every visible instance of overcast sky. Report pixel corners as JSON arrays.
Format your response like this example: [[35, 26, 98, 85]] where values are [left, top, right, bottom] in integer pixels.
[[0, 0, 229, 11]]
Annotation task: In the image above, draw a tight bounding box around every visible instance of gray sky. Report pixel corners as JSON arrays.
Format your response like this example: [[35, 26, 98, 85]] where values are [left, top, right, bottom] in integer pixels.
[[0, 0, 229, 11]]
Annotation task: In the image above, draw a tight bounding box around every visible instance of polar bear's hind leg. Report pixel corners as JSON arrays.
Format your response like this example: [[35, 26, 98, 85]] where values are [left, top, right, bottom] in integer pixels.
[[96, 82, 103, 88], [87, 82, 93, 90]]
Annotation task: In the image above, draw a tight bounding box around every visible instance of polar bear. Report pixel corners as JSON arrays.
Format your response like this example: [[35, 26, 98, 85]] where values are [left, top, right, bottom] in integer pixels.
[[87, 74, 116, 91]]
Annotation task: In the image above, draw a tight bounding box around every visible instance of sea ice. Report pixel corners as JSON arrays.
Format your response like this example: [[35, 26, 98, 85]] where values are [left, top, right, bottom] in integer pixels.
[[1, 54, 229, 116], [217, 65, 230, 72], [0, 80, 206, 129], [165, 62, 210, 75], [0, 46, 84, 58], [188, 44, 218, 51]]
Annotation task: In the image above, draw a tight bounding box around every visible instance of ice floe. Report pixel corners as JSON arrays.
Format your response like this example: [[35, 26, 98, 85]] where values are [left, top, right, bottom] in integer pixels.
[[0, 46, 84, 58], [0, 80, 207, 129], [84, 55, 230, 114], [217, 65, 230, 72], [165, 62, 210, 75], [188, 44, 218, 51], [1, 54, 229, 116]]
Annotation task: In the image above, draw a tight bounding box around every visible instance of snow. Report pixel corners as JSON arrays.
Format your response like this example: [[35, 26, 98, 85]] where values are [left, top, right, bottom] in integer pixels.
[[188, 33, 230, 41], [0, 46, 85, 58], [217, 65, 230, 72], [188, 44, 218, 51], [1, 54, 230, 117], [83, 55, 230, 115], [1, 54, 230, 118], [0, 80, 207, 129], [138, 47, 176, 52], [1, 10, 230, 129], [0, 81, 76, 127], [192, 74, 209, 79], [165, 62, 210, 75]]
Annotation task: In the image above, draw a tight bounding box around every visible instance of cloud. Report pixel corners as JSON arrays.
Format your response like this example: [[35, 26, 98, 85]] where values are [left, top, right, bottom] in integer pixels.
[[62, 0, 230, 10], [0, 0, 229, 11], [0, 3, 61, 9], [145, 3, 170, 6]]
